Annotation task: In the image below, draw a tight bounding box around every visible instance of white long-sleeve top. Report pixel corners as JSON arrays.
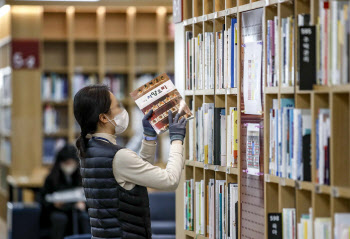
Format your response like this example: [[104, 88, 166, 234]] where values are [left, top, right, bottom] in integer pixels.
[[91, 133, 184, 191]]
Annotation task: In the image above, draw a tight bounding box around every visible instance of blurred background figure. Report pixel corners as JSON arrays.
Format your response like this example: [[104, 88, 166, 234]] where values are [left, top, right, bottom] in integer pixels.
[[39, 144, 90, 239]]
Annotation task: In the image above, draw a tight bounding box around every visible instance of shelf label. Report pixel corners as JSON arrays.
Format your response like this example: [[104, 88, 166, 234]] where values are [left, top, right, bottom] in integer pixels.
[[193, 17, 197, 23], [183, 20, 188, 25], [215, 166, 219, 171], [266, 0, 270, 6], [226, 167, 230, 174], [226, 9, 229, 15], [295, 181, 301, 190], [331, 187, 339, 198], [214, 12, 218, 19], [204, 164, 208, 170], [203, 15, 208, 21], [264, 174, 270, 182]]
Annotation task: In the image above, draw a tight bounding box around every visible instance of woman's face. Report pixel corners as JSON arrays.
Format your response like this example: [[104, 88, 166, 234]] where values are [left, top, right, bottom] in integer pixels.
[[60, 158, 78, 175], [108, 92, 123, 118]]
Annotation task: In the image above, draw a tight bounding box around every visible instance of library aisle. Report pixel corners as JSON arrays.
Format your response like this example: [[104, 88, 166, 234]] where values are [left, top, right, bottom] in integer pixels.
[[176, 0, 350, 238]]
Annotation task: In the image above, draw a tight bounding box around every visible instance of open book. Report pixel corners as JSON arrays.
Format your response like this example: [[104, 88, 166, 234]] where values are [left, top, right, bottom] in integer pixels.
[[45, 187, 86, 203], [130, 73, 193, 134]]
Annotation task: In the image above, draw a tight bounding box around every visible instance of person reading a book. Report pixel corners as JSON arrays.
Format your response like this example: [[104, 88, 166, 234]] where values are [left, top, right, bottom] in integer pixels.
[[73, 84, 187, 239], [40, 144, 90, 239]]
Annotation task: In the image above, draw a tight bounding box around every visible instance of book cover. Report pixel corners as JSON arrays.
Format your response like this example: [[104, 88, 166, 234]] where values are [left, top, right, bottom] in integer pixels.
[[130, 73, 193, 134]]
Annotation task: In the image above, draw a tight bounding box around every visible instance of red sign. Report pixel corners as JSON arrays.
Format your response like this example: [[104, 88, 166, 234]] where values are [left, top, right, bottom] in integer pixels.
[[12, 40, 40, 69]]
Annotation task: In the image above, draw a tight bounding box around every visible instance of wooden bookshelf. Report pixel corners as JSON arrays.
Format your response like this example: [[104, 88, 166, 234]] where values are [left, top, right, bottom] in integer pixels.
[[0, 3, 174, 221], [176, 0, 350, 238]]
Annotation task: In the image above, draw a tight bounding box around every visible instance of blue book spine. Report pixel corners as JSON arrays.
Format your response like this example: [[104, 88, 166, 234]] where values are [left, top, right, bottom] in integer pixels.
[[230, 18, 237, 88]]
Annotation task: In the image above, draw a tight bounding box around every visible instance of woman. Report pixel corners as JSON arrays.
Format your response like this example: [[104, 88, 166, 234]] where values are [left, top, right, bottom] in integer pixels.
[[40, 144, 90, 239], [73, 85, 187, 239]]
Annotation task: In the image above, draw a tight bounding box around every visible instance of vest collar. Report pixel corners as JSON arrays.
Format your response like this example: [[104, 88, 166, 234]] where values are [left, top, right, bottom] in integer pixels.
[[91, 133, 117, 145]]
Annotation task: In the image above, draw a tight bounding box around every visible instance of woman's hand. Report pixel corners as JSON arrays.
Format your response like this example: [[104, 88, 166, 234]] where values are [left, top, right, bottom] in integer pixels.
[[54, 202, 64, 209], [168, 110, 187, 143], [142, 109, 157, 137], [75, 201, 86, 211]]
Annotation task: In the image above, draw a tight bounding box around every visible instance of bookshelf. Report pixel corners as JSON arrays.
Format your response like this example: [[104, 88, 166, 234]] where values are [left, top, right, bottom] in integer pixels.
[[0, 3, 174, 221], [176, 0, 350, 239]]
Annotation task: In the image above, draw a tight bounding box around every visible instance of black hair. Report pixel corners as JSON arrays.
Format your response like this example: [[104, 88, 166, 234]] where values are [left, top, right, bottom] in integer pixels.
[[73, 85, 111, 158], [47, 144, 81, 189]]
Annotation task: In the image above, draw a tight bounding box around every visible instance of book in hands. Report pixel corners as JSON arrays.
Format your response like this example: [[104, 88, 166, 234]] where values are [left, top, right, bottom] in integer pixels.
[[130, 73, 193, 134]]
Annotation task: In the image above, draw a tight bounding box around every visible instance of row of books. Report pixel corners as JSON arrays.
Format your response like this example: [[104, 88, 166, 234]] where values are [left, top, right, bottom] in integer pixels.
[[42, 73, 128, 101], [43, 105, 66, 134], [103, 74, 127, 100], [0, 139, 11, 164], [43, 138, 66, 164], [316, 109, 331, 185], [317, 1, 350, 86], [42, 73, 68, 102], [191, 103, 238, 167], [73, 74, 98, 97], [266, 9, 350, 88], [269, 99, 312, 181], [266, 17, 278, 87], [185, 18, 238, 91], [185, 178, 239, 239], [269, 209, 350, 238]]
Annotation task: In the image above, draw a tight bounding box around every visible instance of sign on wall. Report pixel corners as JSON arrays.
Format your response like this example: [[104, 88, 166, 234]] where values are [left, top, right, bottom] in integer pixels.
[[12, 40, 40, 69]]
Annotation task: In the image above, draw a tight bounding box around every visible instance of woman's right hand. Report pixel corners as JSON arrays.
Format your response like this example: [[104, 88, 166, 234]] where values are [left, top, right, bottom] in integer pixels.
[[54, 202, 64, 209], [168, 110, 187, 143]]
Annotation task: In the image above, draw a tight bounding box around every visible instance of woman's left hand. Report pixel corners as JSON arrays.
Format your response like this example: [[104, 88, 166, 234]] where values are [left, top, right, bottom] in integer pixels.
[[75, 201, 86, 211], [142, 109, 157, 137]]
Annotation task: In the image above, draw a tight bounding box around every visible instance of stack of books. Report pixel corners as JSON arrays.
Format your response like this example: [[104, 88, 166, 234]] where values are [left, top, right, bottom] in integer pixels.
[[42, 73, 68, 102], [269, 99, 312, 181]]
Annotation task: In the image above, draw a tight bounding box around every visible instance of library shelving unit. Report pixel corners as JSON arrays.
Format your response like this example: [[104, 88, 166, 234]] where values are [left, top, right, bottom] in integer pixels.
[[176, 0, 350, 239], [0, 3, 174, 221]]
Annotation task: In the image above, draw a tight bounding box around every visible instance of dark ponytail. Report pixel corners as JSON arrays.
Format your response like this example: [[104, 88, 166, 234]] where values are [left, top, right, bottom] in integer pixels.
[[73, 85, 111, 158]]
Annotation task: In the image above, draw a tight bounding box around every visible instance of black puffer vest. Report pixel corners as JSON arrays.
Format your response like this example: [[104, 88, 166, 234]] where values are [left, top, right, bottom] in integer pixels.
[[80, 137, 152, 239]]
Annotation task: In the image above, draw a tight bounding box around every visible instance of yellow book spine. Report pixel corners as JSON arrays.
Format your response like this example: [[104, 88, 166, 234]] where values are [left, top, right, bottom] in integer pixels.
[[204, 146, 208, 164]]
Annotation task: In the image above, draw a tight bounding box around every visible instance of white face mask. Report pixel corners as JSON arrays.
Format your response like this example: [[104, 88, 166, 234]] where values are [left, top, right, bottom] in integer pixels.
[[107, 109, 129, 135], [61, 165, 77, 176]]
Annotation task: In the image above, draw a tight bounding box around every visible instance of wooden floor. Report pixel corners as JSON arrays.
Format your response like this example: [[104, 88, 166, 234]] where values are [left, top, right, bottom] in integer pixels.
[[0, 218, 7, 239]]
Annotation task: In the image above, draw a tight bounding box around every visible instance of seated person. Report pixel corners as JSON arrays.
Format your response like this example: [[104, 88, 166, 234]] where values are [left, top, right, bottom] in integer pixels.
[[40, 144, 90, 239]]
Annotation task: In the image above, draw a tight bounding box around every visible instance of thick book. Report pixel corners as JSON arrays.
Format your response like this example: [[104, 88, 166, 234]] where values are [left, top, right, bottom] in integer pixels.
[[214, 108, 224, 165], [268, 213, 282, 239], [130, 73, 193, 134], [299, 26, 316, 90], [45, 187, 85, 203]]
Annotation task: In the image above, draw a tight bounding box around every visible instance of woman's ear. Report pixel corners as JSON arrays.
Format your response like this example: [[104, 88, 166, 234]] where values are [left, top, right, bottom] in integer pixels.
[[99, 113, 110, 124]]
